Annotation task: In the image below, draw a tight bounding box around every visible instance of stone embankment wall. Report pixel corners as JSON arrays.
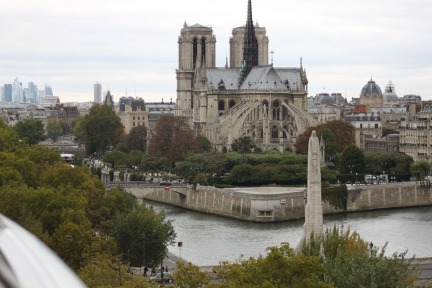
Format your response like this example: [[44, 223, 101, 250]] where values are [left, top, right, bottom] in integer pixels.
[[122, 182, 431, 222], [346, 182, 431, 212]]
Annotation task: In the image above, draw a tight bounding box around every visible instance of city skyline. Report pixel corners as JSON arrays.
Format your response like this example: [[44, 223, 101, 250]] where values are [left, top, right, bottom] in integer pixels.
[[1, 0, 431, 103]]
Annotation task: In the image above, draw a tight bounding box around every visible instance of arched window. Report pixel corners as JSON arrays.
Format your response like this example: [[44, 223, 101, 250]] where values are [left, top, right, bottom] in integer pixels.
[[218, 100, 225, 111], [273, 99, 280, 120], [282, 125, 288, 138], [229, 100, 236, 108], [193, 38, 198, 69], [201, 38, 206, 64], [271, 125, 278, 138]]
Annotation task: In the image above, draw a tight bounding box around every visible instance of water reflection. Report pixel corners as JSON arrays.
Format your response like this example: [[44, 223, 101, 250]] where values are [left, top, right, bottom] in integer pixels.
[[149, 201, 432, 266]]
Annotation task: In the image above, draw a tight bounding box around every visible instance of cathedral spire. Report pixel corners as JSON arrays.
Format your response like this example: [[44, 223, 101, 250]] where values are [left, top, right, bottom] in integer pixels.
[[242, 0, 258, 76]]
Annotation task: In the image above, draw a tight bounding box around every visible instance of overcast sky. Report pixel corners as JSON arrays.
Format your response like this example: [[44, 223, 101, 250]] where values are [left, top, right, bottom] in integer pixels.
[[1, 0, 432, 103]]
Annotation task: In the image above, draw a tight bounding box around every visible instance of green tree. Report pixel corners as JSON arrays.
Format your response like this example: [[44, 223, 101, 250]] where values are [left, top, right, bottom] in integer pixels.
[[301, 226, 416, 288], [231, 136, 256, 154], [59, 120, 72, 135], [78, 253, 149, 288], [339, 144, 365, 174], [196, 135, 212, 152], [174, 261, 211, 288], [0, 119, 22, 151], [50, 220, 94, 270], [13, 118, 46, 145], [411, 160, 431, 183], [317, 128, 339, 162], [112, 205, 176, 267], [79, 104, 124, 156], [73, 116, 86, 145], [141, 154, 171, 174], [0, 151, 37, 187], [216, 243, 332, 288], [125, 125, 148, 152], [47, 119, 63, 141]]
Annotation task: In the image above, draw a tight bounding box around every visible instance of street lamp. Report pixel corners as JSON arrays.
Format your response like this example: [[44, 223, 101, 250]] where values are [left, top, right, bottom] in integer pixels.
[[355, 172, 358, 185]]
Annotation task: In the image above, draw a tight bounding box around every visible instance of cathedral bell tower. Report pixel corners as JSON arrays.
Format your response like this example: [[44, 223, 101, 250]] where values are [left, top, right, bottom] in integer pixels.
[[175, 22, 216, 117]]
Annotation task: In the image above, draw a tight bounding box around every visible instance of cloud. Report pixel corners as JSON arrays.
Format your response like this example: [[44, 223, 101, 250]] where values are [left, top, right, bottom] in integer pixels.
[[1, 0, 432, 103]]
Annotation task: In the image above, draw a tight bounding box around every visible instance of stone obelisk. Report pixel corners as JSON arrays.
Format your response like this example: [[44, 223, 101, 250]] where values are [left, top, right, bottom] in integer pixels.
[[301, 130, 324, 245]]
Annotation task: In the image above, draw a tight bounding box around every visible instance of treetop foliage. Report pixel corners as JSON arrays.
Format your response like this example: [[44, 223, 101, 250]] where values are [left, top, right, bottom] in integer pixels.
[[79, 104, 124, 156], [148, 115, 197, 165], [296, 120, 355, 155], [13, 118, 47, 145]]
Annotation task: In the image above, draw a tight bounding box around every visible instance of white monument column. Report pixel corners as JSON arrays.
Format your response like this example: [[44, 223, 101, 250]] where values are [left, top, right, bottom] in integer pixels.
[[302, 130, 324, 244]]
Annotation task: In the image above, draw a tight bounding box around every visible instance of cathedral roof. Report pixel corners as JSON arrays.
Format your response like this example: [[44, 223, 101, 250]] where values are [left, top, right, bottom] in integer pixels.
[[206, 68, 241, 91], [241, 66, 287, 90], [205, 65, 302, 92]]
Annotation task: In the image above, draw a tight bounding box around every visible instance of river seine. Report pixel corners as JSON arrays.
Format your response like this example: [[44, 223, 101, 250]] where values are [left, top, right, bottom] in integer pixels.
[[148, 201, 432, 266]]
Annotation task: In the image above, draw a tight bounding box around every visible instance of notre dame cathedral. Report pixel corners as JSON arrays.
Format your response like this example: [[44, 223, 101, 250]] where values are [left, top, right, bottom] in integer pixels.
[[175, 0, 317, 152]]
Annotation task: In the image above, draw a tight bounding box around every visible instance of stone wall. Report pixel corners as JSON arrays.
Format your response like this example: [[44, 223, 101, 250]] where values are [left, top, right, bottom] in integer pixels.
[[122, 182, 432, 222], [347, 182, 431, 212]]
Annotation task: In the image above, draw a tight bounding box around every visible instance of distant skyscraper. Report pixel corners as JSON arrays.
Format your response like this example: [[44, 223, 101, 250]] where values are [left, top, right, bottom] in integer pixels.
[[28, 82, 38, 103], [0, 86, 4, 102], [12, 77, 24, 102], [94, 82, 102, 103], [4, 84, 12, 102], [45, 85, 53, 96]]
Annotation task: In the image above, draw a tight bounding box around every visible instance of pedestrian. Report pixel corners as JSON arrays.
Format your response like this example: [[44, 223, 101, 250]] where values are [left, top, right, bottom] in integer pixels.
[[165, 266, 168, 273], [144, 266, 148, 277], [162, 266, 165, 272]]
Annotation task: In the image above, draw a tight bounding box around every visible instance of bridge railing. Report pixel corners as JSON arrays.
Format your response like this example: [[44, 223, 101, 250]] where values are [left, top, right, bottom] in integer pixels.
[[104, 181, 188, 188]]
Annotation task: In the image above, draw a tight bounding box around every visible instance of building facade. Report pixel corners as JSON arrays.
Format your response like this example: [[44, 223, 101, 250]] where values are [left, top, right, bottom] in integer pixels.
[[344, 113, 382, 150], [399, 106, 432, 163], [175, 0, 317, 152]]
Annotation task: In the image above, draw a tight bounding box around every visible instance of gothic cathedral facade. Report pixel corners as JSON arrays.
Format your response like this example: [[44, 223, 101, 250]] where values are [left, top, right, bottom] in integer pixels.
[[175, 0, 317, 152]]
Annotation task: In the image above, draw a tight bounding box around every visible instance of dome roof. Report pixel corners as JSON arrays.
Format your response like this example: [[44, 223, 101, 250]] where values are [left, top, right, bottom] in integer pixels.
[[360, 78, 382, 97], [383, 81, 398, 102], [315, 93, 334, 105]]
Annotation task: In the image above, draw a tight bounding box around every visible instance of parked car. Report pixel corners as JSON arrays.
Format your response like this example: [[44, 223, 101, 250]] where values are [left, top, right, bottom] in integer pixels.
[[365, 174, 377, 181], [150, 272, 174, 284]]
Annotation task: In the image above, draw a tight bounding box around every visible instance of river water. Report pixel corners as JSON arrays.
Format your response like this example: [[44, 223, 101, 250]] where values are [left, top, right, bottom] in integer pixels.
[[148, 201, 432, 266]]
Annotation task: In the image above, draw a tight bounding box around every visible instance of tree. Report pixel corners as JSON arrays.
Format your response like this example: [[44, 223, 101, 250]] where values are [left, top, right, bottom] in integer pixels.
[[231, 136, 256, 154], [46, 119, 63, 142], [0, 151, 37, 187], [13, 118, 46, 145], [125, 125, 147, 152], [112, 205, 176, 267], [301, 226, 416, 288], [78, 253, 149, 288], [59, 120, 72, 135], [147, 115, 197, 165], [0, 119, 22, 152], [296, 120, 355, 155], [141, 155, 171, 174], [174, 261, 211, 288], [79, 104, 124, 156], [196, 135, 212, 152], [339, 144, 365, 174], [216, 243, 332, 288], [411, 160, 431, 183]]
